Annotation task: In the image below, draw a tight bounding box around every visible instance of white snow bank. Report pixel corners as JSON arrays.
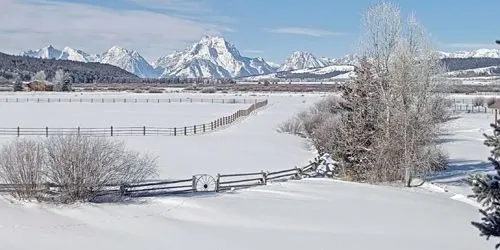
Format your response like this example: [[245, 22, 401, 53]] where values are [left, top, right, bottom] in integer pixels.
[[0, 178, 492, 250]]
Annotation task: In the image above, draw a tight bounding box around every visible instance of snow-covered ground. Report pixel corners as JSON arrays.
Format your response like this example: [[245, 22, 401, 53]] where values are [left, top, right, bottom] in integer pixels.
[[0, 91, 497, 250], [0, 102, 247, 128]]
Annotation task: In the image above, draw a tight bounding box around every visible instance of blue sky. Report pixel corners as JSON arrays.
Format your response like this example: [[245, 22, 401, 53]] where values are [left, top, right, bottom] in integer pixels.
[[1, 0, 499, 63]]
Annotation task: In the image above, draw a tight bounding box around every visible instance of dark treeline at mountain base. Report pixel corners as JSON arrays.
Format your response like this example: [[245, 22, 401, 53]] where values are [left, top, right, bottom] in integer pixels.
[[0, 52, 138, 83], [442, 58, 500, 72]]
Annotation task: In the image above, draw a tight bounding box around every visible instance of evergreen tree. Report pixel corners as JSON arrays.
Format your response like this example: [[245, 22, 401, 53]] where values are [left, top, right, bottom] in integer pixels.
[[334, 58, 382, 180], [468, 121, 500, 248], [13, 80, 23, 92]]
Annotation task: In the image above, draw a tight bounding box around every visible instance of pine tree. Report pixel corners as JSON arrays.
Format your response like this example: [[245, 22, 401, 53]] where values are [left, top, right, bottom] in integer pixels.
[[334, 58, 382, 180], [468, 121, 500, 248], [13, 79, 23, 92]]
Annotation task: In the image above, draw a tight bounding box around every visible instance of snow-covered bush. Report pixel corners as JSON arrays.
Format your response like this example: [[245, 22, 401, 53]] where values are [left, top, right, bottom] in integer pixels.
[[277, 117, 305, 137], [200, 87, 216, 93], [44, 135, 158, 203], [0, 136, 158, 203], [473, 96, 486, 107], [277, 96, 343, 154], [468, 121, 500, 248], [0, 139, 44, 199]]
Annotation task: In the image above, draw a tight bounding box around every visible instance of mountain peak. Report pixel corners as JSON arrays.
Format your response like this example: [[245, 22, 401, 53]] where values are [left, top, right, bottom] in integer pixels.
[[108, 45, 130, 54], [156, 36, 275, 78], [200, 35, 226, 43], [279, 51, 325, 71]]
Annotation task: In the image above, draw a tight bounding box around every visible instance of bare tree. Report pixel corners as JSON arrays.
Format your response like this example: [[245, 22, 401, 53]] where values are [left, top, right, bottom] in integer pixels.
[[357, 1, 447, 185], [0, 139, 44, 199], [360, 1, 401, 74], [43, 135, 158, 203]]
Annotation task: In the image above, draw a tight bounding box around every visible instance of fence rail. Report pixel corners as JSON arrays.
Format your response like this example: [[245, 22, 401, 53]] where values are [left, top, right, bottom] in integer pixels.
[[0, 160, 322, 198], [0, 99, 268, 137], [0, 97, 261, 105]]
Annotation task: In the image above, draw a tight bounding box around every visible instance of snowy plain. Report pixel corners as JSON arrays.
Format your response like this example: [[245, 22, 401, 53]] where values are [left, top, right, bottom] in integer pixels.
[[0, 91, 497, 250]]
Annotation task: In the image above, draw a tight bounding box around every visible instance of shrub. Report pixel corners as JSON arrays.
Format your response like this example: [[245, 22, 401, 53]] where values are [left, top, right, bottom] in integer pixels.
[[473, 96, 486, 107], [148, 88, 163, 93], [277, 117, 305, 137], [43, 135, 158, 203], [200, 87, 216, 93], [0, 136, 158, 203], [0, 139, 44, 199]]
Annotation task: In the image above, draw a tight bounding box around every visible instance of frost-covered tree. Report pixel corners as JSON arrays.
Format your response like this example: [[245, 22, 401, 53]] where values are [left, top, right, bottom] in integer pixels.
[[32, 70, 46, 82], [468, 122, 500, 248], [332, 1, 447, 183], [52, 69, 65, 91]]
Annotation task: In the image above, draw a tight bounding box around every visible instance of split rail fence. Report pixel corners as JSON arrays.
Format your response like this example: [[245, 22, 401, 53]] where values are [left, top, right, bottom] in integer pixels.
[[0, 157, 324, 198], [0, 98, 268, 137]]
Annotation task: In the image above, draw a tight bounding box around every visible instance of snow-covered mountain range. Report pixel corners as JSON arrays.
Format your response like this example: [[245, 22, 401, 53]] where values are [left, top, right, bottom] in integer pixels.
[[437, 49, 500, 59], [19, 38, 500, 79], [153, 36, 275, 78]]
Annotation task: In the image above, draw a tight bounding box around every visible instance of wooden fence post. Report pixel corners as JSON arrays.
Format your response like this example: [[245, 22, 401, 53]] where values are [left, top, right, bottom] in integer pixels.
[[215, 174, 220, 192], [261, 171, 267, 185], [194, 125, 197, 134], [17, 126, 20, 137], [45, 127, 48, 137], [174, 127, 177, 136], [203, 124, 206, 133], [184, 127, 187, 135], [143, 126, 146, 136], [192, 176, 197, 191], [111, 126, 114, 136], [77, 126, 80, 136]]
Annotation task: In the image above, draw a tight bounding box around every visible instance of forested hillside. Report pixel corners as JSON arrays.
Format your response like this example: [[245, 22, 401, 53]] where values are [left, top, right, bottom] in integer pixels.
[[0, 52, 139, 83], [442, 57, 500, 72]]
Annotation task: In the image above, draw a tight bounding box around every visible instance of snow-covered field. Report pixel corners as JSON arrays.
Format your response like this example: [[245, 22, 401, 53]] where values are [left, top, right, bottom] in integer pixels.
[[0, 102, 247, 128], [0, 91, 497, 250]]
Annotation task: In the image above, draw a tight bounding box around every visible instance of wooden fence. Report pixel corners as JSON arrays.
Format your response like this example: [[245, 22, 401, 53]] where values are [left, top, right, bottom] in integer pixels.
[[0, 99, 268, 137], [0, 97, 261, 104], [0, 157, 326, 198]]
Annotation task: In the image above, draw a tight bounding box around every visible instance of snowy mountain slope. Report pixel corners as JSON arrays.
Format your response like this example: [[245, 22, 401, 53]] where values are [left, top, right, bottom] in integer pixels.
[[59, 47, 99, 62], [438, 49, 500, 59], [22, 45, 62, 59], [241, 64, 355, 81], [157, 36, 275, 78], [279, 51, 327, 71], [99, 46, 159, 78], [266, 61, 281, 70], [21, 45, 156, 78]]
